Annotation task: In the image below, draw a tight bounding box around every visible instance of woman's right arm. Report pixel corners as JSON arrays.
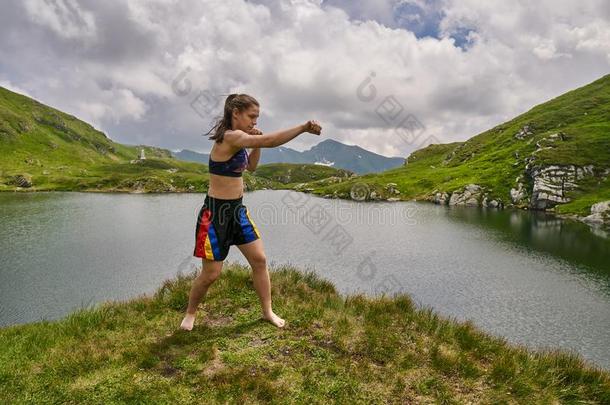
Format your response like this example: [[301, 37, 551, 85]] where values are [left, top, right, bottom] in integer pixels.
[[224, 121, 321, 148]]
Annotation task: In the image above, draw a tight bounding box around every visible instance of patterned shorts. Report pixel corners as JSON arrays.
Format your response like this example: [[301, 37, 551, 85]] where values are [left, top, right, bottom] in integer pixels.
[[193, 194, 260, 261]]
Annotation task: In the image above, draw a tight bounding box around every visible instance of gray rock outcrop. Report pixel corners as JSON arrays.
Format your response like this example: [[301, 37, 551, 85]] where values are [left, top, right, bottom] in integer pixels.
[[510, 179, 527, 205], [581, 201, 610, 227], [514, 124, 533, 140], [449, 184, 483, 206], [12, 174, 33, 188], [433, 192, 449, 205], [527, 164, 595, 210]]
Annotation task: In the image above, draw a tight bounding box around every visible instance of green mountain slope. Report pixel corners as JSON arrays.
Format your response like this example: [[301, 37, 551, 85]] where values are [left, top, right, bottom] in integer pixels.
[[253, 163, 354, 184], [0, 86, 208, 192], [0, 87, 346, 193], [299, 74, 610, 218]]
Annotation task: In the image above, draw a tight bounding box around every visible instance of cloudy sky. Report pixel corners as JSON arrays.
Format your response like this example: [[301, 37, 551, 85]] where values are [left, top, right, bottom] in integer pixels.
[[1, 0, 609, 157]]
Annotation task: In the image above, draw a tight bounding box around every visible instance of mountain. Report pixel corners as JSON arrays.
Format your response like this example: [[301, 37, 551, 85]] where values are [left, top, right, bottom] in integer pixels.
[[0, 86, 212, 192], [173, 139, 405, 174], [0, 86, 348, 193], [303, 139, 405, 174], [295, 74, 610, 221], [172, 149, 210, 164]]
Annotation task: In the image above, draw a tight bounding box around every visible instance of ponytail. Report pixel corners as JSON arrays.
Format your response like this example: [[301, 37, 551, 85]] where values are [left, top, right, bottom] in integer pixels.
[[204, 93, 259, 143]]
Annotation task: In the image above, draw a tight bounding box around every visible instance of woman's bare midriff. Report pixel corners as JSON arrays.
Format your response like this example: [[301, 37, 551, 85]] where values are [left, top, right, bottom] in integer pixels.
[[207, 174, 244, 199], [207, 140, 245, 200]]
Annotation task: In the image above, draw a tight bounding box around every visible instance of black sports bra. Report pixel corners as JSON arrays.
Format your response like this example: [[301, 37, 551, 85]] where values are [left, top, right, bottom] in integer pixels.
[[208, 148, 249, 177]]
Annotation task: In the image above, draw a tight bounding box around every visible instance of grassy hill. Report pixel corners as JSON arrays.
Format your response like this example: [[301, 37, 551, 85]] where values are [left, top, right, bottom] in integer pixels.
[[0, 86, 210, 192], [295, 74, 610, 217], [253, 163, 354, 184], [0, 263, 608, 403], [0, 87, 349, 193]]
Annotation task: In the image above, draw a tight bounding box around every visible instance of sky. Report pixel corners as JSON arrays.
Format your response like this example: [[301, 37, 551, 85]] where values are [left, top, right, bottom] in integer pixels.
[[1, 0, 609, 157]]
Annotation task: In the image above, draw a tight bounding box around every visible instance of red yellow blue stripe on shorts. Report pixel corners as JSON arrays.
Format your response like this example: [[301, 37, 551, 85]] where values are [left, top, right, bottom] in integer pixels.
[[193, 207, 222, 260], [193, 201, 260, 261], [239, 206, 261, 243]]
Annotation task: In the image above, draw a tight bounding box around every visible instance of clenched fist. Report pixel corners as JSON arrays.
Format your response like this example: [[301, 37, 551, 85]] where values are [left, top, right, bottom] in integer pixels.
[[247, 127, 263, 135], [303, 120, 322, 135]]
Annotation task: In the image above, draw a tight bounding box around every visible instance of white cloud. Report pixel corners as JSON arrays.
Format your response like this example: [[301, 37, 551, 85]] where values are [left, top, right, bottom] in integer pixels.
[[1, 0, 609, 157], [23, 0, 97, 42]]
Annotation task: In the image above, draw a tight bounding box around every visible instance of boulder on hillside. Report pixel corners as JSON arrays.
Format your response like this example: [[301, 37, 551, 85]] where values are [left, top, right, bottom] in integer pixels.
[[581, 201, 610, 227], [514, 124, 534, 140], [510, 180, 527, 205], [433, 192, 449, 205], [11, 174, 33, 188], [528, 164, 596, 210], [449, 184, 483, 206]]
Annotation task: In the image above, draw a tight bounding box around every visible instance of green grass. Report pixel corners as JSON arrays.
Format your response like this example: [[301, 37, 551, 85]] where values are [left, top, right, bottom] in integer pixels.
[[0, 263, 608, 404], [253, 163, 354, 184], [289, 75, 610, 216], [0, 86, 342, 194]]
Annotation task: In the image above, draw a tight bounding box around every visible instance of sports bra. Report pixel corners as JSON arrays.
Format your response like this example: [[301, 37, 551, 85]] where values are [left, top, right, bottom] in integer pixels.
[[208, 148, 249, 177]]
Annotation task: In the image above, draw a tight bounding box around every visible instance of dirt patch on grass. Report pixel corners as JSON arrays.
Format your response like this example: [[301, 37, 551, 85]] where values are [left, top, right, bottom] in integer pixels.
[[202, 347, 225, 377]]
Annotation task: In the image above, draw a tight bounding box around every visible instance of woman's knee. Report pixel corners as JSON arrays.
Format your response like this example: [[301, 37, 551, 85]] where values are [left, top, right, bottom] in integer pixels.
[[199, 260, 223, 282], [250, 253, 267, 270]]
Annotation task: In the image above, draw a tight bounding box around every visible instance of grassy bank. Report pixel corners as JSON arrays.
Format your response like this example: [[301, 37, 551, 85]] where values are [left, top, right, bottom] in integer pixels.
[[1, 263, 608, 404]]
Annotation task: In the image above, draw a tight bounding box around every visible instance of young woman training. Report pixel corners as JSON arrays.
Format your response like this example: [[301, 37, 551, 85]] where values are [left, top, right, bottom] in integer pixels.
[[180, 93, 322, 330]]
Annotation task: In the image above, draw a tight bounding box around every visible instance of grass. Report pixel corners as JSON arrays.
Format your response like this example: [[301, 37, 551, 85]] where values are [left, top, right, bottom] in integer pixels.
[[290, 74, 610, 217], [1, 262, 608, 404], [252, 163, 354, 185], [0, 86, 350, 194]]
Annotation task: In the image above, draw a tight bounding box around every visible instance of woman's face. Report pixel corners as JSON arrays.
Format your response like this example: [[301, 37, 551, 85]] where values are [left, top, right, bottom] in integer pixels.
[[232, 105, 259, 132]]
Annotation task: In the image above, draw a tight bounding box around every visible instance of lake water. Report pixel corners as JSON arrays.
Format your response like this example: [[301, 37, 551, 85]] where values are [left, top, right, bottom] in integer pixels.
[[1, 190, 609, 370]]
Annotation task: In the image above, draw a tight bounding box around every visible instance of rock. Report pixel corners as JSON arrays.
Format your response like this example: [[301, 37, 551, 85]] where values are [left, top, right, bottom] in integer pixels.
[[433, 192, 449, 205], [514, 124, 533, 140], [465, 184, 481, 193], [324, 176, 342, 184], [166, 168, 178, 173], [385, 183, 399, 195], [510, 182, 527, 204], [387, 197, 400, 202], [12, 174, 33, 188], [528, 165, 595, 210], [449, 184, 483, 206], [581, 201, 610, 226], [187, 185, 195, 191]]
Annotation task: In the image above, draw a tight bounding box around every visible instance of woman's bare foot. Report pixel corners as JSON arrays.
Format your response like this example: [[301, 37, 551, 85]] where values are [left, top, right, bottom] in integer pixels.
[[180, 313, 196, 331], [263, 311, 286, 328]]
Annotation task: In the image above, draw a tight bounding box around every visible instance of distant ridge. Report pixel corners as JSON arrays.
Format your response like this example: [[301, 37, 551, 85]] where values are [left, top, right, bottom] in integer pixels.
[[173, 139, 405, 174]]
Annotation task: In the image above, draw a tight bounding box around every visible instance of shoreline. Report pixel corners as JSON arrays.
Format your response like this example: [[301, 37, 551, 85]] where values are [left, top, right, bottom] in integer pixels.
[[0, 263, 608, 402], [2, 186, 606, 232]]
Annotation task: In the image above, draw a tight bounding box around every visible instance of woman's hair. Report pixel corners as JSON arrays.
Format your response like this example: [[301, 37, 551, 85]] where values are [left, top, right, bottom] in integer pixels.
[[204, 93, 259, 143]]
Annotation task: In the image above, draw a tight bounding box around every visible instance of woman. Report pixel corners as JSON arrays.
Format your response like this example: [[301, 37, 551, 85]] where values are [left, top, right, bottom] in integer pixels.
[[180, 93, 322, 330]]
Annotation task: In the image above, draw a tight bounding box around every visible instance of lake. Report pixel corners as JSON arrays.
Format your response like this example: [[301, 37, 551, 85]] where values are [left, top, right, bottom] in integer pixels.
[[1, 190, 609, 370]]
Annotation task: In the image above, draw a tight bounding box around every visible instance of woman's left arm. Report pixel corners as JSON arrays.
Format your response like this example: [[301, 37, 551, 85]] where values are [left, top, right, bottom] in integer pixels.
[[246, 128, 263, 171]]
